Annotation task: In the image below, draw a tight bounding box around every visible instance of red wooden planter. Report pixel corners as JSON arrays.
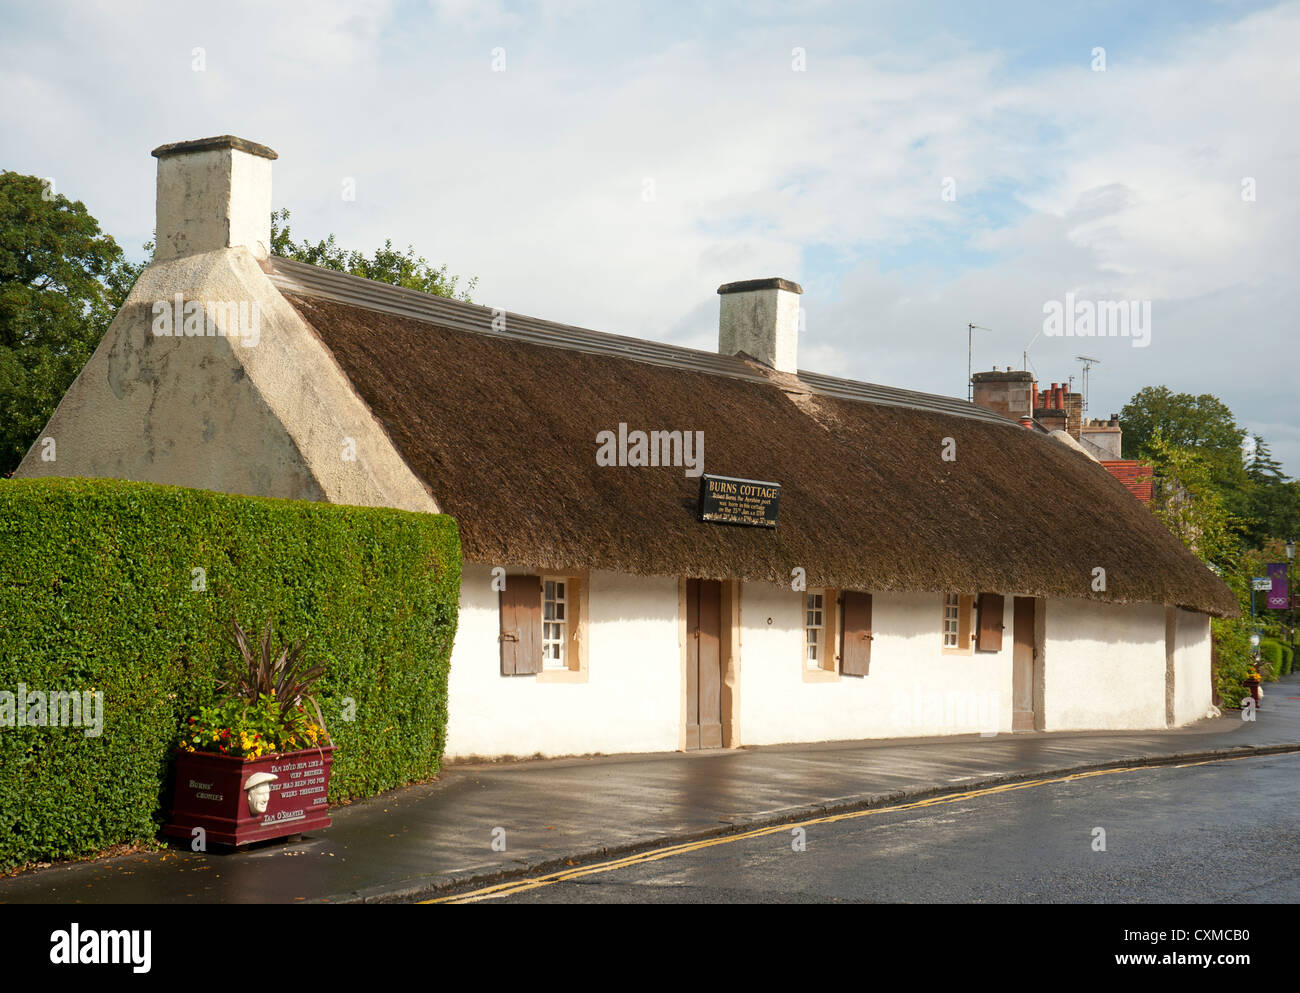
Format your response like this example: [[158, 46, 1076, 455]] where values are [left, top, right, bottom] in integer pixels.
[[163, 746, 335, 848], [1245, 678, 1262, 708]]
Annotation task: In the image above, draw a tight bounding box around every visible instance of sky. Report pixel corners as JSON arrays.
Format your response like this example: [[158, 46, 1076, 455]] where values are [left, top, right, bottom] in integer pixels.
[[2, 0, 1297, 472]]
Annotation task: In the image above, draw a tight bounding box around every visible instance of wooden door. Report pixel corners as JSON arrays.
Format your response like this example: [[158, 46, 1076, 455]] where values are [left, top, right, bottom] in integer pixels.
[[686, 579, 723, 749], [1012, 596, 1036, 731]]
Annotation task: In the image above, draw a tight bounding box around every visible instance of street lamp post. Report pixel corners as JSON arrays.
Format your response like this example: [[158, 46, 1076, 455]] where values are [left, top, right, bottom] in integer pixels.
[[1250, 582, 1258, 658]]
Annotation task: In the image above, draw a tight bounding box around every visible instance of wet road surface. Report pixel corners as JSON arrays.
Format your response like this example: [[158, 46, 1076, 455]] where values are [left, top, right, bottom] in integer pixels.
[[443, 751, 1300, 903]]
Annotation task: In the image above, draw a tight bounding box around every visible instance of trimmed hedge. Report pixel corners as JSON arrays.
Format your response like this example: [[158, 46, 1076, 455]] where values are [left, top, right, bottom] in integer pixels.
[[1212, 617, 1254, 708], [0, 477, 459, 870], [1259, 639, 1284, 681], [1260, 637, 1293, 678]]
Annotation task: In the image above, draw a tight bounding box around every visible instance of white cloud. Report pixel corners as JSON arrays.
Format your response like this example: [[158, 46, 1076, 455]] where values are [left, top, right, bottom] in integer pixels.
[[1, 0, 1297, 472]]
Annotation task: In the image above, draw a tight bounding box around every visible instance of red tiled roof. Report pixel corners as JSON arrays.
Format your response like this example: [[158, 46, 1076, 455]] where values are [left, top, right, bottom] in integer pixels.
[[1101, 460, 1154, 503]]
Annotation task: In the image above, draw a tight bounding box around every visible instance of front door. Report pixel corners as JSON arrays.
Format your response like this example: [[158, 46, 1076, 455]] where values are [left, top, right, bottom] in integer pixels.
[[1012, 596, 1037, 731], [686, 579, 723, 749]]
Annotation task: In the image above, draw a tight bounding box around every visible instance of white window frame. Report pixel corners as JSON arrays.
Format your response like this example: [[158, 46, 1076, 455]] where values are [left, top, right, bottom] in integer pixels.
[[805, 590, 827, 670], [541, 577, 568, 670], [942, 593, 975, 654], [942, 593, 960, 648]]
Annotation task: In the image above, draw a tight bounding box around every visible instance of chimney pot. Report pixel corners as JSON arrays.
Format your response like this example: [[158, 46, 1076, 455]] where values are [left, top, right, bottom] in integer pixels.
[[151, 135, 277, 262], [717, 277, 802, 373]]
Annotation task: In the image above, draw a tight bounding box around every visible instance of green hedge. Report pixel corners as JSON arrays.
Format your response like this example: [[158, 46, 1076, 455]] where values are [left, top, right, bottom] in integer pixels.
[[1212, 617, 1254, 708], [1259, 639, 1284, 681], [0, 477, 459, 870], [1260, 637, 1292, 678]]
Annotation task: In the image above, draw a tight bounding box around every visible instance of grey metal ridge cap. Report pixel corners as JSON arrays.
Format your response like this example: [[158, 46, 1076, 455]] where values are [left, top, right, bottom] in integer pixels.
[[268, 256, 736, 359], [797, 370, 1021, 426], [268, 256, 1015, 424], [267, 256, 770, 382]]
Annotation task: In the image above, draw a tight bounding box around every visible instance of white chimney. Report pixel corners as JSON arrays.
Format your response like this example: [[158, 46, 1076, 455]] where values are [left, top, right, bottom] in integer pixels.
[[151, 135, 277, 263], [717, 278, 802, 374]]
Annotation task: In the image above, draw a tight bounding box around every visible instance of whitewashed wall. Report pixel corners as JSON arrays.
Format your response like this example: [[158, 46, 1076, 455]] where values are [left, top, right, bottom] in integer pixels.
[[445, 567, 1209, 757], [1172, 608, 1212, 725], [15, 249, 437, 514], [443, 564, 681, 758], [1041, 599, 1167, 730], [738, 586, 1015, 744]]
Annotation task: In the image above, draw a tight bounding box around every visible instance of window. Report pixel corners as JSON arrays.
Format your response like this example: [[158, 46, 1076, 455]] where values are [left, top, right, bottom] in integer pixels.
[[805, 591, 826, 670], [942, 594, 961, 648], [542, 578, 567, 669], [942, 593, 975, 653], [802, 588, 842, 681], [499, 572, 588, 680]]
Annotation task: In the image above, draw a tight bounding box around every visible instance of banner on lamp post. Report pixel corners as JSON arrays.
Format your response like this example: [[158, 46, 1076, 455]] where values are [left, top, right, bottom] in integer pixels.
[[1267, 562, 1289, 610]]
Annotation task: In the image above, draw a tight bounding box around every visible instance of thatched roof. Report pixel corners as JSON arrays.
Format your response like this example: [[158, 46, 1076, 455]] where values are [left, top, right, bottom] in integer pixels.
[[269, 259, 1236, 617]]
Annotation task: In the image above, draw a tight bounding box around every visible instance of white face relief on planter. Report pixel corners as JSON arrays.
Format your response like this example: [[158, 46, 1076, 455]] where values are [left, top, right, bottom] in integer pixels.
[[243, 772, 278, 815]]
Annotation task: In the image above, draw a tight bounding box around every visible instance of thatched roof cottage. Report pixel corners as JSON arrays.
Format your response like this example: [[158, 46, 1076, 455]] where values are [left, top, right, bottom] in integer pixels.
[[17, 136, 1235, 757]]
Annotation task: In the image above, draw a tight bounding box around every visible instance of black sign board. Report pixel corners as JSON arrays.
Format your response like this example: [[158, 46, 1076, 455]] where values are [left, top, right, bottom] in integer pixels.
[[699, 474, 781, 528]]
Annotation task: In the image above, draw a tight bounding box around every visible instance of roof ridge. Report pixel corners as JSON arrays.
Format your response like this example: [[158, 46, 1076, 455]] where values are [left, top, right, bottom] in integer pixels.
[[267, 256, 1018, 427]]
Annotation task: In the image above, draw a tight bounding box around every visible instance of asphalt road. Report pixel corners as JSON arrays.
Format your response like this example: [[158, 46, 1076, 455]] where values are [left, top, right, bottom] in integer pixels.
[[444, 751, 1300, 903]]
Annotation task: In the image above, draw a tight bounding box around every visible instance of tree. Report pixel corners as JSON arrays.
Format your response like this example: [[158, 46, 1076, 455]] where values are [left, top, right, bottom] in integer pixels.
[[1120, 386, 1247, 489], [1243, 436, 1300, 548], [1248, 481, 1300, 548], [1143, 430, 1255, 707], [270, 209, 477, 302], [1245, 434, 1285, 484], [1146, 430, 1243, 570], [0, 172, 144, 475]]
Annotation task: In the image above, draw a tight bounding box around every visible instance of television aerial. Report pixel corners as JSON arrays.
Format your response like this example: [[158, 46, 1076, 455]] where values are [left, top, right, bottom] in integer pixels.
[[967, 323, 992, 402], [1076, 356, 1101, 414]]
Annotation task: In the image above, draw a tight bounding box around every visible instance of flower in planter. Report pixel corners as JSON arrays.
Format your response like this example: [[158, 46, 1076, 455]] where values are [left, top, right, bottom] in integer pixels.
[[177, 619, 333, 758]]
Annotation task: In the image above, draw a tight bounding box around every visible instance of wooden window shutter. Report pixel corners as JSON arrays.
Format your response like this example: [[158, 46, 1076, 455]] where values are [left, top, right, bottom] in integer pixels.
[[958, 594, 975, 651], [500, 574, 543, 675], [977, 590, 1003, 652], [976, 593, 1005, 651], [841, 591, 873, 676], [565, 575, 583, 672], [823, 590, 838, 672]]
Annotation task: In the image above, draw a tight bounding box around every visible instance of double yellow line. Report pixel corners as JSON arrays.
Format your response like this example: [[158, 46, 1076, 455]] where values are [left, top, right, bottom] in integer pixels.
[[424, 752, 1268, 903]]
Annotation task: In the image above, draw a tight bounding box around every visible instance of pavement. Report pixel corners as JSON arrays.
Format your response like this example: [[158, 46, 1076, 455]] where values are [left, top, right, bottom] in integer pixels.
[[3, 673, 1299, 904]]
